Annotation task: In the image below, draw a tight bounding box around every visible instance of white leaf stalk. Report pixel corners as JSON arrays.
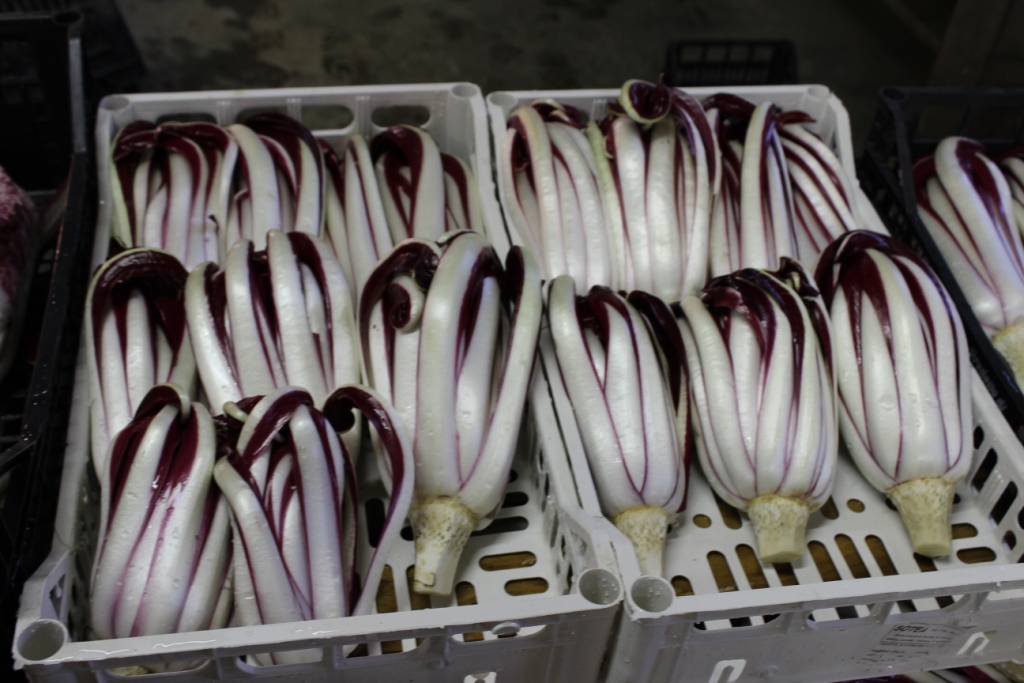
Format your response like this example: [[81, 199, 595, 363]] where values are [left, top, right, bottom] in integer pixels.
[[442, 152, 485, 233], [221, 114, 325, 252], [779, 115, 888, 264], [246, 113, 326, 237], [373, 124, 447, 242], [323, 135, 394, 304], [706, 107, 744, 278], [589, 79, 719, 299], [222, 123, 280, 250], [815, 230, 971, 557], [359, 231, 542, 595], [1000, 151, 1024, 244], [701, 94, 797, 273], [548, 276, 689, 575], [741, 102, 798, 271], [501, 100, 613, 290], [111, 121, 237, 269], [186, 230, 360, 456], [87, 248, 196, 474], [679, 259, 838, 562], [914, 137, 1024, 382], [91, 384, 232, 648], [214, 385, 414, 665]]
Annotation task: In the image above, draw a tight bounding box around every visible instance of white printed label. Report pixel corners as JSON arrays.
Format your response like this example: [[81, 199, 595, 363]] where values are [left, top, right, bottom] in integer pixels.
[[858, 623, 964, 666]]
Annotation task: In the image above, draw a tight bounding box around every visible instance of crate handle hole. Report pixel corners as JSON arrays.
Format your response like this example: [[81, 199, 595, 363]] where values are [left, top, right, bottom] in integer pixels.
[[16, 619, 67, 662], [452, 83, 479, 99], [807, 85, 830, 100], [630, 575, 673, 613], [488, 92, 518, 113], [102, 96, 131, 113], [578, 567, 620, 605]]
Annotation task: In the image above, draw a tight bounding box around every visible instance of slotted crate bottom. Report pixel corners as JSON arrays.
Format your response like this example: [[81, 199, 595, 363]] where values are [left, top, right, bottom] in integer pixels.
[[663, 436, 1020, 631], [355, 438, 563, 655]]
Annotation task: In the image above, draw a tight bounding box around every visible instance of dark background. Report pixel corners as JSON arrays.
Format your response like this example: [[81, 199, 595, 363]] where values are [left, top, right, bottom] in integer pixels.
[[113, 0, 1024, 146]]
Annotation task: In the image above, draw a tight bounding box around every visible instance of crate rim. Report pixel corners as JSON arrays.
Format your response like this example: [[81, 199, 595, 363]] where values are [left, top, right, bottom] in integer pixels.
[[623, 556, 1024, 621], [18, 577, 619, 669], [0, 11, 84, 28], [96, 81, 486, 112]]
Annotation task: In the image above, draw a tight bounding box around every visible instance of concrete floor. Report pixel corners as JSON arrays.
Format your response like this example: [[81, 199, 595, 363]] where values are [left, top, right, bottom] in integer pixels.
[[114, 0, 1000, 150]]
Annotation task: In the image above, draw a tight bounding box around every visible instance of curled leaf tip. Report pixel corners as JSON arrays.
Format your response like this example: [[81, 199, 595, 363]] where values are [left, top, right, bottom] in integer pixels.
[[618, 78, 672, 125]]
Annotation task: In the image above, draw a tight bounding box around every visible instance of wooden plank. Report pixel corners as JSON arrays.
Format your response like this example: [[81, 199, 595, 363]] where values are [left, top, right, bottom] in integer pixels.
[[929, 0, 1014, 86], [877, 0, 943, 51]]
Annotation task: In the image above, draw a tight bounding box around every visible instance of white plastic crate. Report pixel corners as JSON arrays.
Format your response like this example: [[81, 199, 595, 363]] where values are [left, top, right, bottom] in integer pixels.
[[12, 84, 623, 682], [488, 87, 1024, 683]]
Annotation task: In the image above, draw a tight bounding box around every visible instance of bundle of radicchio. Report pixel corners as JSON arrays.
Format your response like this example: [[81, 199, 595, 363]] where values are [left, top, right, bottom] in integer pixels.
[[322, 134, 393, 304], [373, 124, 484, 242], [501, 100, 613, 290], [705, 104, 744, 279], [214, 385, 413, 665], [111, 114, 326, 267], [110, 121, 236, 269], [914, 137, 1024, 384], [548, 276, 689, 575], [87, 248, 196, 473], [0, 164, 39, 382], [360, 231, 542, 595], [678, 259, 838, 562], [816, 231, 971, 557], [703, 94, 797, 275], [589, 78, 720, 300], [220, 114, 325, 251], [784, 123, 888, 263], [705, 93, 885, 273], [91, 385, 232, 645], [185, 229, 359, 431]]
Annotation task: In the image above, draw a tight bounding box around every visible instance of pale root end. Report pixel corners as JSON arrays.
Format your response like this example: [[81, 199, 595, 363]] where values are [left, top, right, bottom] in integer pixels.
[[409, 497, 478, 596], [993, 319, 1024, 386], [994, 661, 1024, 683], [746, 496, 810, 563], [614, 506, 670, 576], [888, 477, 957, 557]]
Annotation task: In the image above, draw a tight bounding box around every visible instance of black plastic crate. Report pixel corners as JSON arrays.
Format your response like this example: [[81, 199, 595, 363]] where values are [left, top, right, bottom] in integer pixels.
[[0, 12, 95, 674], [0, 0, 145, 97], [663, 40, 798, 88], [860, 86, 1024, 442]]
